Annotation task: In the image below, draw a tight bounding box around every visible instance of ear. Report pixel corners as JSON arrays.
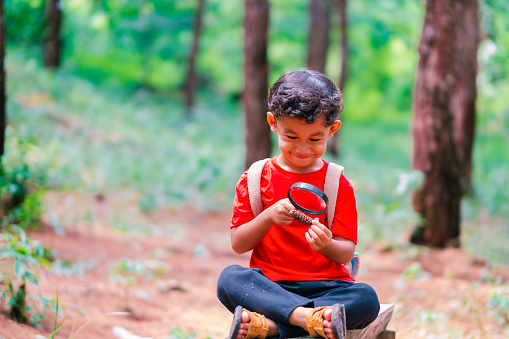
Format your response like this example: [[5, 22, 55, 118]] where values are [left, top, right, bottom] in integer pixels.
[[328, 120, 342, 138], [267, 112, 278, 132]]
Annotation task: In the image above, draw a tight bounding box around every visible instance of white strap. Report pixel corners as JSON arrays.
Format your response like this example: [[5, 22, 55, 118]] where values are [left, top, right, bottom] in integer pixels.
[[247, 158, 270, 217], [324, 163, 344, 229]]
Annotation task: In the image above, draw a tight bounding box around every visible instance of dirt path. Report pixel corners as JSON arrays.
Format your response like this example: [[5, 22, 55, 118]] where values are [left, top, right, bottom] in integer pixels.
[[1, 192, 508, 338]]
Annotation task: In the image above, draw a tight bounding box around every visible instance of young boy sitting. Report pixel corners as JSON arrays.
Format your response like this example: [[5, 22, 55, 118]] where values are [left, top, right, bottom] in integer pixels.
[[217, 69, 380, 339]]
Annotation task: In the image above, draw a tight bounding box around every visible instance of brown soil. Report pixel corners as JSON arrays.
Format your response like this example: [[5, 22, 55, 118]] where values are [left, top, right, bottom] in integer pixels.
[[1, 192, 508, 339]]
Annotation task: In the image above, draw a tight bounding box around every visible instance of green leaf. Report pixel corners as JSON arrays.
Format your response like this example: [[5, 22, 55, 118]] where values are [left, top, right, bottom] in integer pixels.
[[16, 245, 28, 255], [39, 257, 51, 269], [7, 295, 18, 307], [14, 260, 27, 279], [26, 272, 39, 287], [35, 244, 45, 257]]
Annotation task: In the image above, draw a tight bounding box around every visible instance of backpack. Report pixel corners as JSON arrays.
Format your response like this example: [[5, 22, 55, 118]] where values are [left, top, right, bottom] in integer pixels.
[[246, 158, 360, 278]]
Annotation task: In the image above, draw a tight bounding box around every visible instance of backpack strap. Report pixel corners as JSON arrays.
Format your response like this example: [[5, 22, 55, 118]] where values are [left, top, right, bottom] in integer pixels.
[[247, 158, 271, 217], [324, 163, 360, 278], [324, 163, 344, 229]]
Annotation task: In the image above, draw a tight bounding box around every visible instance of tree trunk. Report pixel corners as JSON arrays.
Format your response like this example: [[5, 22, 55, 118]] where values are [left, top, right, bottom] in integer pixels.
[[243, 0, 271, 169], [307, 0, 330, 73], [0, 0, 5, 160], [44, 0, 62, 68], [411, 0, 479, 248], [329, 0, 348, 156], [185, 0, 205, 118]]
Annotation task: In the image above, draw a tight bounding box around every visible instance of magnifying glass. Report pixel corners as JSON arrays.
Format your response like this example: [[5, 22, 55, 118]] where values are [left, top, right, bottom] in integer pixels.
[[288, 182, 328, 224]]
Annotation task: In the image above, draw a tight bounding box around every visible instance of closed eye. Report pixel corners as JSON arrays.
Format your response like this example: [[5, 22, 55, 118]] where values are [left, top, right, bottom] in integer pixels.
[[310, 138, 321, 142], [286, 135, 298, 140]]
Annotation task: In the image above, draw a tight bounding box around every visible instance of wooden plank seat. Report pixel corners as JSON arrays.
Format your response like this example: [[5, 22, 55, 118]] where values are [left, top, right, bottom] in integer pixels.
[[288, 304, 395, 339]]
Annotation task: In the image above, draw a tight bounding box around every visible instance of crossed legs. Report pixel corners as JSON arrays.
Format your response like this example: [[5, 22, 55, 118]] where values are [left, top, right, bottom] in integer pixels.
[[217, 265, 379, 338]]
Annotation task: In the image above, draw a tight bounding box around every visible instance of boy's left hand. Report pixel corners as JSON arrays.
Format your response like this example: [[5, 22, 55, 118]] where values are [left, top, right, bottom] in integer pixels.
[[305, 218, 332, 251]]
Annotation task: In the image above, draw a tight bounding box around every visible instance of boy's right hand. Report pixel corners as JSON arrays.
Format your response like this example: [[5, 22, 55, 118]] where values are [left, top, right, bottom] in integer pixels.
[[265, 198, 294, 225]]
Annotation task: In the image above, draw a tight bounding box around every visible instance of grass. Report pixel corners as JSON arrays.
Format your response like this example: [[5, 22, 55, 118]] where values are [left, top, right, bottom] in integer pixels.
[[7, 48, 244, 212], [5, 46, 509, 269]]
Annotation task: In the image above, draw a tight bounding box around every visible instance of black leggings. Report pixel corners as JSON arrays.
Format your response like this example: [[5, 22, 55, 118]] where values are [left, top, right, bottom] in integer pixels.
[[217, 265, 380, 338]]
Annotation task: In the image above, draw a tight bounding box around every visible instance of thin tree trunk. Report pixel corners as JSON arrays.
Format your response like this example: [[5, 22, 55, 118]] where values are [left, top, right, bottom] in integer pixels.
[[411, 0, 479, 248], [44, 0, 62, 68], [336, 0, 348, 92], [243, 0, 270, 169], [137, 0, 153, 89], [329, 0, 348, 156], [307, 0, 330, 73], [0, 0, 5, 160], [185, 0, 205, 118]]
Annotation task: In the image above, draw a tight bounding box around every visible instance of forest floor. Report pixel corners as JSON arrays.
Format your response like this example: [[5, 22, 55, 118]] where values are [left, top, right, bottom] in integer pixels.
[[1, 191, 509, 339]]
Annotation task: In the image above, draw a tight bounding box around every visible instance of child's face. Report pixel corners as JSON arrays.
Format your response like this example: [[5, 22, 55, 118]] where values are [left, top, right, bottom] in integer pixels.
[[267, 113, 341, 173]]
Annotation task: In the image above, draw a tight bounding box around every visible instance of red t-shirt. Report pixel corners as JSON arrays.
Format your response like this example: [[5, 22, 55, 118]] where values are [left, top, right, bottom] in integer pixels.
[[231, 157, 357, 282]]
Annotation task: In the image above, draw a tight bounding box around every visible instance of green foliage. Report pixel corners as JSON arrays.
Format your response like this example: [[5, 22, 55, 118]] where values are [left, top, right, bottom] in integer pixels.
[[111, 257, 168, 278], [47, 304, 129, 339], [47, 290, 65, 339], [109, 257, 167, 311], [0, 225, 52, 325], [487, 286, 509, 327], [0, 133, 47, 230], [8, 47, 244, 211], [51, 258, 96, 277], [4, 0, 45, 46], [401, 262, 431, 281], [169, 327, 198, 339]]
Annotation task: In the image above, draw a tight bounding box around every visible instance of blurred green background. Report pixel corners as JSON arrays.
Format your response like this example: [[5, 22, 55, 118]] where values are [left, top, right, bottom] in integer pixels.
[[4, 0, 509, 263]]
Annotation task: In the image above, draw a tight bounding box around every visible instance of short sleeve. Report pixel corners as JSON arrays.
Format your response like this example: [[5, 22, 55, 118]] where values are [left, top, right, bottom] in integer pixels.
[[231, 172, 256, 227]]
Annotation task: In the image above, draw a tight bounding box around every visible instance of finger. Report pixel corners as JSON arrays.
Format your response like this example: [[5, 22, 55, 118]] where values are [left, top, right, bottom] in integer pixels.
[[307, 228, 325, 246], [282, 199, 295, 212], [309, 225, 326, 238], [311, 222, 332, 238], [309, 226, 330, 247], [311, 218, 327, 230], [305, 232, 319, 250], [307, 227, 318, 239]]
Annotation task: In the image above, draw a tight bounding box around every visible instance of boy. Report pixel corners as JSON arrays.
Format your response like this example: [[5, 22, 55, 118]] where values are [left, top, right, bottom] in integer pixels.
[[217, 69, 379, 339]]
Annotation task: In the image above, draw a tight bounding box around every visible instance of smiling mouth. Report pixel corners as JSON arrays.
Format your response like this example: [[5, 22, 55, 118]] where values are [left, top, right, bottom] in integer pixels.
[[293, 154, 312, 159]]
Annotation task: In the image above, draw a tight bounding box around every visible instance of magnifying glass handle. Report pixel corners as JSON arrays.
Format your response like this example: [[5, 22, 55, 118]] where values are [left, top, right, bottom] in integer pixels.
[[290, 209, 313, 225]]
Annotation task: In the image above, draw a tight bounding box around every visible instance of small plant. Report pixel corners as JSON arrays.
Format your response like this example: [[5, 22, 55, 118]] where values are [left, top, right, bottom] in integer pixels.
[[169, 327, 198, 339], [109, 257, 168, 312], [0, 225, 51, 324], [109, 258, 144, 312], [0, 138, 47, 231], [48, 292, 129, 339], [487, 287, 509, 327], [109, 273, 137, 312], [401, 262, 431, 281]]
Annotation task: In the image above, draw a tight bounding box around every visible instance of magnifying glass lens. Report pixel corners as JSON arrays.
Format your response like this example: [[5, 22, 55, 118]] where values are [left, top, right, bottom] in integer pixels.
[[291, 188, 326, 211], [288, 183, 328, 215]]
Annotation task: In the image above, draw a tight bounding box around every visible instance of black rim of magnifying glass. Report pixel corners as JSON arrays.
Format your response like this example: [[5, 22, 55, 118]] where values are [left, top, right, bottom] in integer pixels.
[[288, 182, 328, 215]]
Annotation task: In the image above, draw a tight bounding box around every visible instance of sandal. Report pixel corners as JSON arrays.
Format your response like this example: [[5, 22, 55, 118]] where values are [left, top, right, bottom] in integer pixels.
[[227, 305, 269, 339], [306, 304, 346, 339]]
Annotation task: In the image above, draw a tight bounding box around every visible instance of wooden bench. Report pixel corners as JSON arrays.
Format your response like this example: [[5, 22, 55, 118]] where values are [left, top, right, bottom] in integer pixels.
[[289, 303, 395, 339]]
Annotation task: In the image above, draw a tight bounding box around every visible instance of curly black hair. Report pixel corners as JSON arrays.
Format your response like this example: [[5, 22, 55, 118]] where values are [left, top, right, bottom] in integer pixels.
[[268, 69, 344, 126]]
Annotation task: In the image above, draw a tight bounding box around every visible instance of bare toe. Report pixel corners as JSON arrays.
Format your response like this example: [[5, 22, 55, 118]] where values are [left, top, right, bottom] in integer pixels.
[[323, 309, 333, 339], [236, 328, 247, 339], [241, 310, 251, 323], [235, 311, 251, 339], [323, 308, 332, 321]]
